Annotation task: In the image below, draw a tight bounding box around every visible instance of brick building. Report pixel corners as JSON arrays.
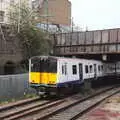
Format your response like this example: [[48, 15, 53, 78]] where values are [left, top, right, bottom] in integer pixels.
[[32, 0, 71, 26]]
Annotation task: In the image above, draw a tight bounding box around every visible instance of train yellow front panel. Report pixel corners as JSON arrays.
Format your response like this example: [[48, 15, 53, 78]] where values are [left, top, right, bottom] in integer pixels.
[[30, 72, 40, 84], [48, 73, 57, 84], [40, 73, 57, 85], [30, 72, 57, 85]]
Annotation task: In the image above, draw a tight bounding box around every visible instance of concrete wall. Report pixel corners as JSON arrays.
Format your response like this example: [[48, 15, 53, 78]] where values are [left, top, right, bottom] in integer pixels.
[[0, 73, 36, 101]]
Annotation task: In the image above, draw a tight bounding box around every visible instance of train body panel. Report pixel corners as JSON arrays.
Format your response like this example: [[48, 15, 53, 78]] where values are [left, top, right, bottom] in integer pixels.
[[29, 56, 57, 88], [104, 62, 120, 75], [29, 56, 120, 96], [56, 59, 84, 87], [30, 72, 40, 84], [30, 72, 57, 86], [116, 62, 120, 74]]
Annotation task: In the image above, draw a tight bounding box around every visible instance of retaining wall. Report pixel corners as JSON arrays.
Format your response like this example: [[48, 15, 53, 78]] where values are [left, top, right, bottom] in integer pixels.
[[0, 73, 36, 101]]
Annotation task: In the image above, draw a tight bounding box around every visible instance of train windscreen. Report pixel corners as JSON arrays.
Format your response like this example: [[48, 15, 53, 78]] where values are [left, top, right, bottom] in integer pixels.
[[31, 58, 57, 73]]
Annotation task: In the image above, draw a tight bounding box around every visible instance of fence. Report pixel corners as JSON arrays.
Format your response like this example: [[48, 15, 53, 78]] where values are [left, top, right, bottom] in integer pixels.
[[0, 73, 35, 101]]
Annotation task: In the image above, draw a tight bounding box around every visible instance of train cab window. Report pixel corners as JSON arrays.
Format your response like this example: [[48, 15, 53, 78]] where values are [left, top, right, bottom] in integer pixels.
[[31, 62, 40, 72], [31, 58, 57, 73], [85, 65, 89, 73], [89, 65, 93, 73], [48, 61, 57, 73], [72, 65, 77, 74]]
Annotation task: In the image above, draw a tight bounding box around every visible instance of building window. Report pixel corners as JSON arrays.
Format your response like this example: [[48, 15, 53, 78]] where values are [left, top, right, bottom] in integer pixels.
[[85, 65, 89, 73], [0, 11, 4, 22], [72, 65, 77, 74]]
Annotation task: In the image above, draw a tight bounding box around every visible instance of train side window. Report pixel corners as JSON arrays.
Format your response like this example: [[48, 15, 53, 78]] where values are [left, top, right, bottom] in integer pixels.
[[62, 65, 64, 74], [101, 65, 103, 71], [89, 65, 93, 73], [85, 65, 88, 73], [65, 64, 67, 75], [62, 64, 67, 75], [72, 65, 77, 74], [98, 65, 101, 72]]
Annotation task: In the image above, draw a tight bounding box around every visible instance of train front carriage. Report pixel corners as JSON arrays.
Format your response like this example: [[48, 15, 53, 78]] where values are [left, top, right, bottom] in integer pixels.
[[29, 56, 107, 97], [29, 56, 58, 95]]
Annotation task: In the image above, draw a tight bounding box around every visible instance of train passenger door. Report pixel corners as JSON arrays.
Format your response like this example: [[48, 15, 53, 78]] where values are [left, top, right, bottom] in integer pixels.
[[94, 64, 97, 78], [79, 64, 83, 81]]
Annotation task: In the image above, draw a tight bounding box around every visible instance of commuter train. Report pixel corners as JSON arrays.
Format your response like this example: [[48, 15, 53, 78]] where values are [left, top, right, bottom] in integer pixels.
[[29, 56, 120, 96]]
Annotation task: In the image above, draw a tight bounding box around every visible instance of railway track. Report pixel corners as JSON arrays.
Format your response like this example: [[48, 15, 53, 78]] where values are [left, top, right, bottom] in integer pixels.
[[0, 97, 54, 120], [0, 97, 40, 112], [48, 87, 120, 120], [33, 86, 120, 120], [0, 85, 119, 120]]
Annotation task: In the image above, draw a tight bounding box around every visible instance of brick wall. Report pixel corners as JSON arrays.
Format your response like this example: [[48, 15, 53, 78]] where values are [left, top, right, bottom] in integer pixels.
[[0, 24, 24, 75], [39, 0, 71, 26]]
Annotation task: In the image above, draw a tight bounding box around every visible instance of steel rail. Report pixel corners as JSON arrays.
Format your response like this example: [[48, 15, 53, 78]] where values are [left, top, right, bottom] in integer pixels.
[[0, 97, 40, 112], [34, 85, 120, 120], [70, 89, 120, 120]]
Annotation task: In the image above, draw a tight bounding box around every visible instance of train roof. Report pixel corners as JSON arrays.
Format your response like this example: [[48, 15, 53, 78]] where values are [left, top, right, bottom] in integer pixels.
[[30, 55, 101, 62]]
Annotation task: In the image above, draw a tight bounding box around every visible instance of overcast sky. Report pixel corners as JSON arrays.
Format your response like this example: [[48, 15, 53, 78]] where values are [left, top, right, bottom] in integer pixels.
[[69, 0, 120, 30]]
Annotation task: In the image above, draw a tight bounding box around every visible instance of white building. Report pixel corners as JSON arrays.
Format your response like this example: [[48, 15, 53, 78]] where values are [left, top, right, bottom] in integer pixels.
[[0, 0, 32, 24]]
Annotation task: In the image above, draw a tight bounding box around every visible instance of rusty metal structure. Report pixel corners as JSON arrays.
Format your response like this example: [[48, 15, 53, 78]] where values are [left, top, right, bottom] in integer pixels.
[[53, 28, 120, 61]]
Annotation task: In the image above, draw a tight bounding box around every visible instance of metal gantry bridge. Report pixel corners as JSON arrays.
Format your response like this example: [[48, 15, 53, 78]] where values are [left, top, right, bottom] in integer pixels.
[[53, 28, 120, 61]]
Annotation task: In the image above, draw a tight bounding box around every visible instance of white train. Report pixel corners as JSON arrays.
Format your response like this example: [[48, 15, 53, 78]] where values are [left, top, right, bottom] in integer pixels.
[[29, 56, 120, 96]]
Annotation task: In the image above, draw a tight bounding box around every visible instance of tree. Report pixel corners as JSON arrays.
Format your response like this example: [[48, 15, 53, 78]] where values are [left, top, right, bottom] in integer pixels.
[[8, 1, 52, 59]]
